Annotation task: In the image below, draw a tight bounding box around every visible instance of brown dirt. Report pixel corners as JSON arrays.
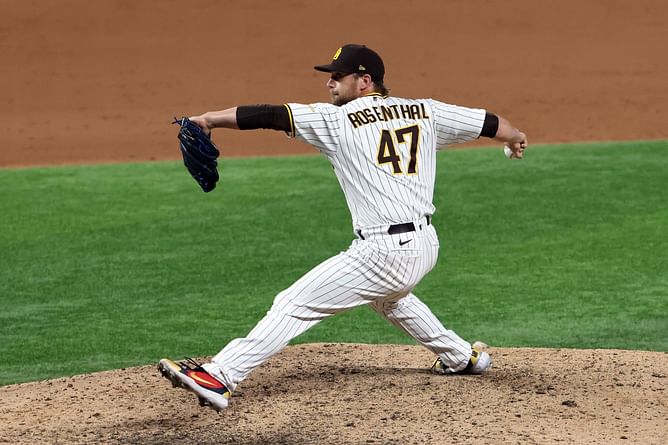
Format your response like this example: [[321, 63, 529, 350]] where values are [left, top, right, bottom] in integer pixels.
[[2, 1, 667, 443], [2, 0, 667, 167], [1, 344, 667, 444]]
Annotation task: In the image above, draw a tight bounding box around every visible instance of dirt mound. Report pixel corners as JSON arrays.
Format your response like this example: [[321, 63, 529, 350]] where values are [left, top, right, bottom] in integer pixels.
[[1, 344, 666, 444]]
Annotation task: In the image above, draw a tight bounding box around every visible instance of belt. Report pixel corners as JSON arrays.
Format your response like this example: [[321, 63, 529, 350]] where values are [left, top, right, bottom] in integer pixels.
[[357, 216, 431, 240]]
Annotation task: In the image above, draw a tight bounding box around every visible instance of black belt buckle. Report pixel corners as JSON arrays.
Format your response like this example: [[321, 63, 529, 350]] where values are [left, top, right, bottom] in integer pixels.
[[387, 222, 416, 235], [387, 216, 431, 235]]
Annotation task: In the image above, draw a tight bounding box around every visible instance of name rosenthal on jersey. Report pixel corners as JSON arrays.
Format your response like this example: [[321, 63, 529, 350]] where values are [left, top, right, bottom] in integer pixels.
[[346, 103, 429, 129]]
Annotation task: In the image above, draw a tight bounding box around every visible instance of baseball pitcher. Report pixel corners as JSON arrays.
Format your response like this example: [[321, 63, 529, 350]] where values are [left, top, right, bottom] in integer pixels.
[[159, 44, 528, 411]]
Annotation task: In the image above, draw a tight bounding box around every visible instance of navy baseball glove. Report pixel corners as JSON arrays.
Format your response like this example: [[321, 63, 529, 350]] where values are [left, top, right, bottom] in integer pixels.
[[173, 117, 220, 192]]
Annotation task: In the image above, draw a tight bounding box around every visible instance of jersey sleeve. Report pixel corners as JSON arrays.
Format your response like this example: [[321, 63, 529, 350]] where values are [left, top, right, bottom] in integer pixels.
[[426, 99, 487, 149], [285, 103, 341, 154]]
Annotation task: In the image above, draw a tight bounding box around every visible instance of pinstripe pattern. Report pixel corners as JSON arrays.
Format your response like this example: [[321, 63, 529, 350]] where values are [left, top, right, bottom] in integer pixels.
[[287, 96, 485, 230], [203, 95, 486, 390]]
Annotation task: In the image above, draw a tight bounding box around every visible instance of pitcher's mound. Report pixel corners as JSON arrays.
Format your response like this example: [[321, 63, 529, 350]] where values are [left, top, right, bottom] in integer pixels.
[[1, 344, 666, 444]]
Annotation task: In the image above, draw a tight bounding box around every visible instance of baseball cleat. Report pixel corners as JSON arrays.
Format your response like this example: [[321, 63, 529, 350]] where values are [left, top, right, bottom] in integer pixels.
[[431, 347, 492, 375], [158, 358, 231, 412]]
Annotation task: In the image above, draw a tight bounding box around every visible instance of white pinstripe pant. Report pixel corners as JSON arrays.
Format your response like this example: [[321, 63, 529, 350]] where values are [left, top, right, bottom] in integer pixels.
[[204, 218, 472, 390]]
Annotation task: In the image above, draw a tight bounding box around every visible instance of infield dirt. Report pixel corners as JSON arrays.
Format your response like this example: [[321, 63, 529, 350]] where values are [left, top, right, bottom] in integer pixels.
[[1, 1, 667, 444], [2, 0, 667, 167]]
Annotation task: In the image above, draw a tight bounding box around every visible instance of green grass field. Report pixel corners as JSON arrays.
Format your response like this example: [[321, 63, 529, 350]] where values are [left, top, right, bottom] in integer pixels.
[[1, 140, 666, 385]]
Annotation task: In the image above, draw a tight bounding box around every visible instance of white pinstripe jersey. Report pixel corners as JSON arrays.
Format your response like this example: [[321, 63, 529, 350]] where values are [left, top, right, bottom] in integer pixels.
[[286, 93, 486, 231]]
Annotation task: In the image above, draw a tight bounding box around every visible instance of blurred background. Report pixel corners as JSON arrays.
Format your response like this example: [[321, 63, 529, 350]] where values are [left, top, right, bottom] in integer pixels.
[[2, 0, 667, 167]]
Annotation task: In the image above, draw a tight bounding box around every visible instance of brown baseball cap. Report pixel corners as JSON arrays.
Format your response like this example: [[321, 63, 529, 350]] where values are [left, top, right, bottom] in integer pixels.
[[314, 44, 385, 82]]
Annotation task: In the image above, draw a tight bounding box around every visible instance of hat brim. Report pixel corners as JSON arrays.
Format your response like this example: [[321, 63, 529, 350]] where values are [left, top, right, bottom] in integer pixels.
[[314, 64, 337, 73], [314, 61, 353, 74]]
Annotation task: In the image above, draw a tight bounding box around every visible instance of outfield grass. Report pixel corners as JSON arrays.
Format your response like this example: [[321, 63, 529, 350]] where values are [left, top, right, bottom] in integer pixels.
[[1, 140, 666, 385]]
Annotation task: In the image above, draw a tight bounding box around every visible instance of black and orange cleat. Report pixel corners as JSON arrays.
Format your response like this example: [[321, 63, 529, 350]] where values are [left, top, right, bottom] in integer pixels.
[[158, 358, 231, 412]]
